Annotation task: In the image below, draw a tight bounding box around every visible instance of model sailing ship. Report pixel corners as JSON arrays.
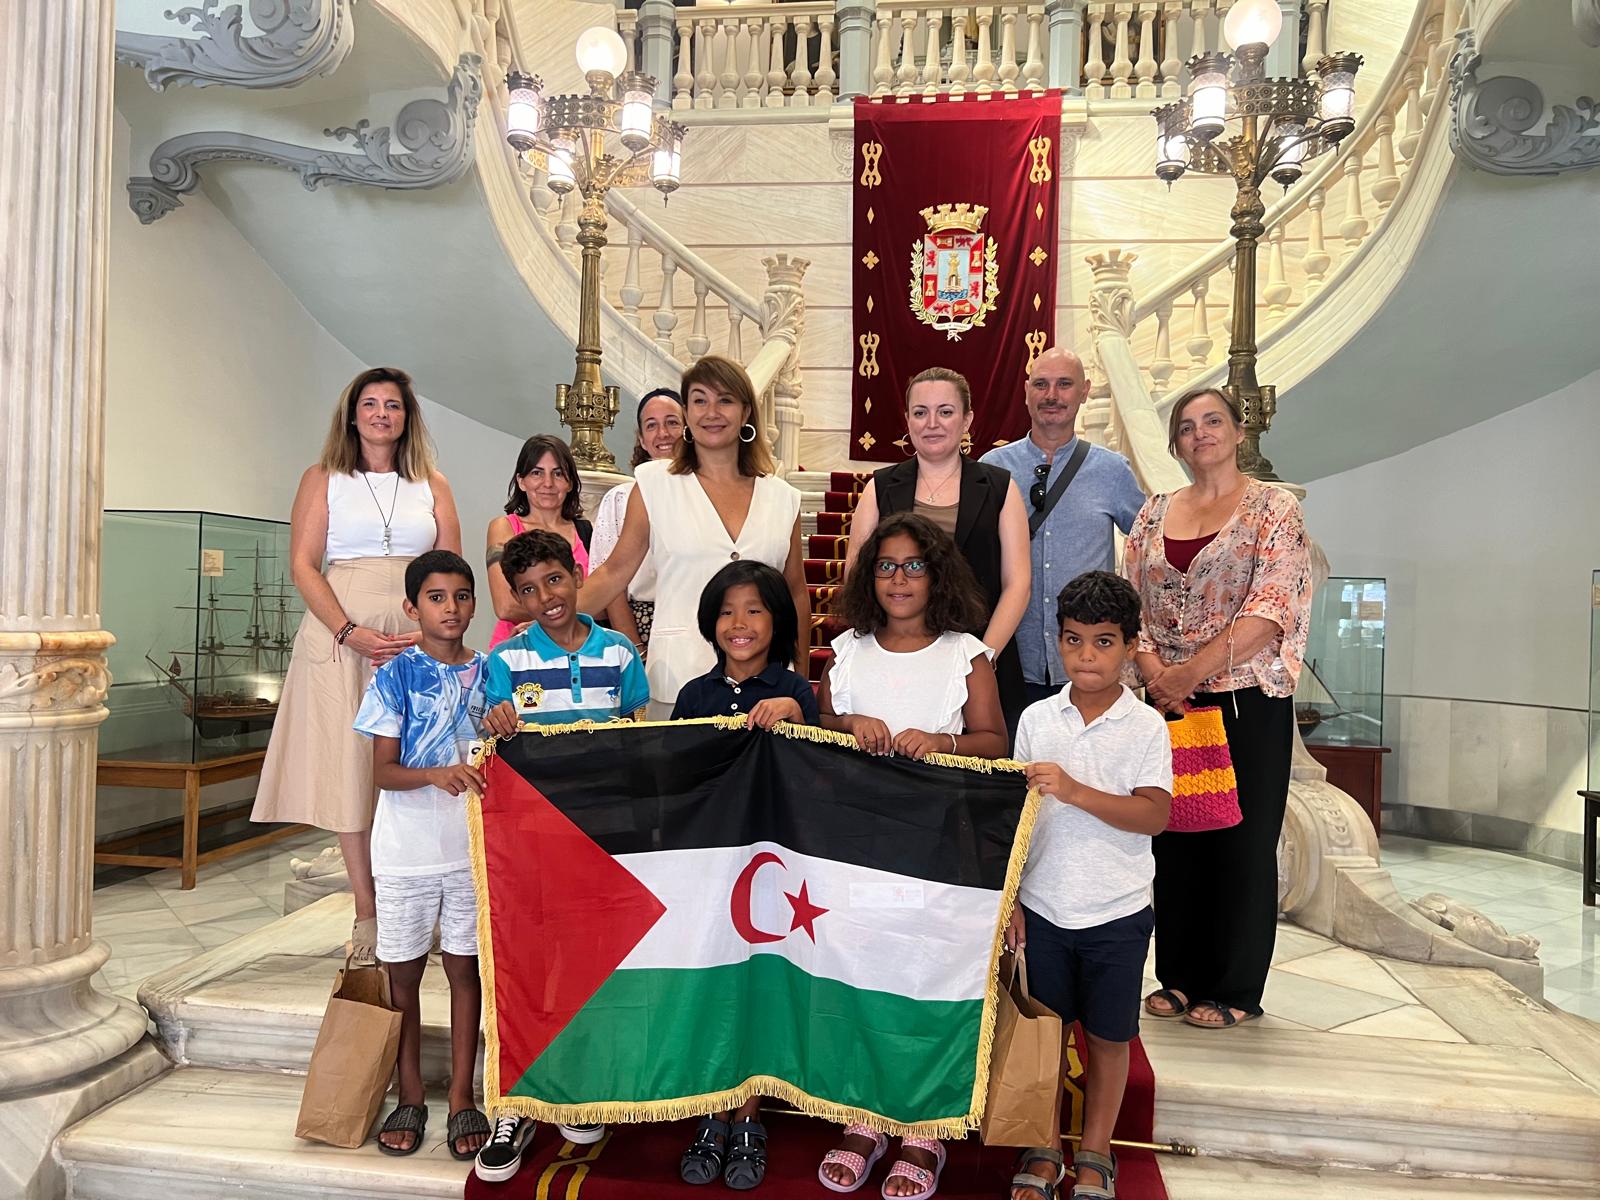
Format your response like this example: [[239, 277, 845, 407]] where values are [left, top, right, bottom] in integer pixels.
[[145, 549, 299, 736]]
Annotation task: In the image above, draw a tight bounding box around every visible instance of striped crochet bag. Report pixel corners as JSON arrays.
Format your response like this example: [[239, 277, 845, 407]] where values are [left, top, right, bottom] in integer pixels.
[[1163, 706, 1242, 833]]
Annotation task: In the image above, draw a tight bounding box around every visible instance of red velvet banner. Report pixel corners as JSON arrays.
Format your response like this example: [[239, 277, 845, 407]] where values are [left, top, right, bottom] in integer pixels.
[[851, 93, 1062, 463]]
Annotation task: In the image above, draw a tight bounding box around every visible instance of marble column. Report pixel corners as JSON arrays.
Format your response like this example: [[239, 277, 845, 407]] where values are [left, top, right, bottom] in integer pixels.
[[638, 0, 677, 106], [0, 3, 165, 1196], [1045, 0, 1087, 93], [834, 0, 878, 101]]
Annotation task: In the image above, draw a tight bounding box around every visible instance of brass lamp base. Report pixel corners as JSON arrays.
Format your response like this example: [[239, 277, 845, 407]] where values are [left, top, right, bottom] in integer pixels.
[[555, 379, 621, 472]]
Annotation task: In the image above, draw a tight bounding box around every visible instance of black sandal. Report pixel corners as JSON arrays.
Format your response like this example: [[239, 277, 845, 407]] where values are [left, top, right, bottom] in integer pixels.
[[1143, 988, 1190, 1018], [722, 1117, 767, 1190], [1009, 1145, 1064, 1199], [376, 1102, 428, 1156], [679, 1116, 730, 1185], [447, 1107, 491, 1161]]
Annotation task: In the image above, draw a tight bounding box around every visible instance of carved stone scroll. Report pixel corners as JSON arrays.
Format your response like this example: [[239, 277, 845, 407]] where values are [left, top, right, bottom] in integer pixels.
[[115, 0, 354, 91], [1449, 29, 1600, 176]]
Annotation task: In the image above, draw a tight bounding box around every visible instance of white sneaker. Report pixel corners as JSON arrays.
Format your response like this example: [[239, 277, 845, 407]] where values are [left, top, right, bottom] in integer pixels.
[[474, 1115, 534, 1182], [557, 1122, 606, 1145]]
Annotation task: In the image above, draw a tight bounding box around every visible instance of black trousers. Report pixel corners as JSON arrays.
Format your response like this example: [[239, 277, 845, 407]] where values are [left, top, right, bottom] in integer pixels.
[[1152, 686, 1293, 1014]]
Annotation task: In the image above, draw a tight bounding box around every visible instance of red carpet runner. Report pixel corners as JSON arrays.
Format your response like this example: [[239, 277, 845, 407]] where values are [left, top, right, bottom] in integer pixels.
[[464, 1028, 1166, 1199]]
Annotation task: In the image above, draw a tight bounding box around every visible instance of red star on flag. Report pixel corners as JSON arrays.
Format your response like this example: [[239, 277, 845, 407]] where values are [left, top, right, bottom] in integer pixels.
[[784, 881, 828, 942]]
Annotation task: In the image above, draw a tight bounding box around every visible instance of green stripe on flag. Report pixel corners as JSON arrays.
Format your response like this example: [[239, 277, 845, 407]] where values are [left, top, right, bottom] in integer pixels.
[[510, 954, 983, 1126]]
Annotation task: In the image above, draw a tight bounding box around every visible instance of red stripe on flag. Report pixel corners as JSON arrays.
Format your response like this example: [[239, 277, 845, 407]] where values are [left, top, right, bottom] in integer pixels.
[[480, 755, 667, 1086]]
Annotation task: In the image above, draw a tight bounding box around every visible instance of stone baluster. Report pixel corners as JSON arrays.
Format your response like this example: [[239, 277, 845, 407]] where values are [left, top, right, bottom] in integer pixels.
[[717, 18, 740, 108], [1022, 9, 1046, 90], [895, 9, 920, 93], [688, 278, 712, 359], [1339, 149, 1369, 257], [1302, 184, 1331, 293], [694, 18, 716, 109], [922, 8, 944, 93], [1301, 0, 1329, 75], [760, 255, 811, 474], [740, 18, 763, 107], [729, 308, 746, 362], [1083, 4, 1106, 97], [766, 15, 790, 108], [815, 15, 838, 103], [1133, 1, 1158, 97], [1157, 0, 1180, 96], [1419, 13, 1444, 103], [998, 8, 1021, 90], [873, 13, 897, 94], [1198, 0, 1219, 54], [1, 6, 157, 1193], [1371, 111, 1401, 211], [1149, 301, 1176, 397], [1185, 278, 1214, 371], [654, 255, 680, 355], [1263, 223, 1291, 317], [1044, 0, 1085, 93], [556, 190, 580, 258], [617, 12, 638, 72], [526, 161, 555, 216], [1432, 0, 1462, 86], [673, 16, 694, 109], [1108, 2, 1133, 98], [974, 10, 997, 91], [620, 226, 646, 330], [948, 9, 972, 92], [1397, 61, 1425, 159]]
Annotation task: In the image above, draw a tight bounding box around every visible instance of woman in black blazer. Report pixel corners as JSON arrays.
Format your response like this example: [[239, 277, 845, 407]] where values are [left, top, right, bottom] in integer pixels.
[[846, 368, 1031, 725]]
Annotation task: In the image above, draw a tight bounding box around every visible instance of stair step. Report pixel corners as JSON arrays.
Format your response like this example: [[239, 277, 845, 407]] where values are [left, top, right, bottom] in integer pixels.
[[829, 471, 871, 491], [58, 1067, 468, 1200], [807, 533, 849, 558], [1156, 1156, 1596, 1198], [803, 558, 846, 586], [1141, 1019, 1600, 1185], [816, 511, 851, 535], [823, 489, 863, 511]]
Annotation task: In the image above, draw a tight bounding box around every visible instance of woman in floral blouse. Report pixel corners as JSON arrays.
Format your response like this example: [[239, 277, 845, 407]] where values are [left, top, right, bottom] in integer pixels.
[[1122, 388, 1311, 1029]]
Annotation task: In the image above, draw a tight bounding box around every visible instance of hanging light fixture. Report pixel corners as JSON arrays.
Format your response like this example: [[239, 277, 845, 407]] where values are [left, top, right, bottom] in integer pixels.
[[499, 25, 689, 471], [1151, 0, 1362, 480]]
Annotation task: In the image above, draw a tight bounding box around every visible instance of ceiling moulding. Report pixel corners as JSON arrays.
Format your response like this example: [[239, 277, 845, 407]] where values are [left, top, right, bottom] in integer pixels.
[[115, 0, 354, 91], [127, 53, 482, 223], [1449, 29, 1600, 175]]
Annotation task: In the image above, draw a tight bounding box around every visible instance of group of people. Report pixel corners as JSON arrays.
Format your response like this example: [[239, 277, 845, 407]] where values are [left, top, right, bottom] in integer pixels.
[[249, 344, 1311, 1199]]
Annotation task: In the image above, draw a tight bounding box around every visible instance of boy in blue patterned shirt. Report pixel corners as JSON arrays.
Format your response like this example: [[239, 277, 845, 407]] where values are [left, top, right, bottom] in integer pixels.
[[353, 551, 517, 1161], [486, 529, 650, 726]]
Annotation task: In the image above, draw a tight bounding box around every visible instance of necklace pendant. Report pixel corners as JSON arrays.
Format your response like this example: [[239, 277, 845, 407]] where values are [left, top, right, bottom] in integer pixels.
[[382, 527, 392, 556]]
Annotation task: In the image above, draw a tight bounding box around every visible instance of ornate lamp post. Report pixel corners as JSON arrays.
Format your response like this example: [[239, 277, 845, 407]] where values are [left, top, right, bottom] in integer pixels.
[[504, 27, 686, 471], [1152, 0, 1360, 479]]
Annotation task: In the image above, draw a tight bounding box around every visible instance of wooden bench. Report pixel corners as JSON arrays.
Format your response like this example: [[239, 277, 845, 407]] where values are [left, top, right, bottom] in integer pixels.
[[95, 747, 306, 890]]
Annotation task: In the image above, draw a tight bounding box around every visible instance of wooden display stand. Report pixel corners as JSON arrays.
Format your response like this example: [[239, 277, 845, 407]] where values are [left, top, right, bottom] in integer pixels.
[[95, 747, 305, 889], [1305, 742, 1390, 837]]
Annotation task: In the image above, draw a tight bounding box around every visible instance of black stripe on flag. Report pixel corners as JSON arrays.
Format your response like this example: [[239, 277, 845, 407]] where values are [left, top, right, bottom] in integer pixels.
[[493, 723, 1025, 892]]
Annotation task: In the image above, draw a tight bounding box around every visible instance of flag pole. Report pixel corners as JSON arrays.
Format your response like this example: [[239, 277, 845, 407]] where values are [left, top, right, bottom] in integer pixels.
[[1061, 1134, 1199, 1156]]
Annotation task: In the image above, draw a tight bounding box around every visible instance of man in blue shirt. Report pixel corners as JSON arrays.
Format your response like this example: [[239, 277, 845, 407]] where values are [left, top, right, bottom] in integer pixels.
[[981, 347, 1146, 705]]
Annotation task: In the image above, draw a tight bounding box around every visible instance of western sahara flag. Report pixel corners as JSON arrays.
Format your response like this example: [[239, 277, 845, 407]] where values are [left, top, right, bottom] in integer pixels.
[[468, 719, 1037, 1135]]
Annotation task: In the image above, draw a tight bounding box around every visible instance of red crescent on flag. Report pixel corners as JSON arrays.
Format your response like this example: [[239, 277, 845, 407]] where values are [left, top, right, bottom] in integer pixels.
[[730, 851, 786, 944]]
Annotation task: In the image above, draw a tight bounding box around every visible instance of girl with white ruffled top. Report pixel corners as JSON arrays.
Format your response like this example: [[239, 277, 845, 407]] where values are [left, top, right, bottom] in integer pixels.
[[815, 511, 1007, 1199]]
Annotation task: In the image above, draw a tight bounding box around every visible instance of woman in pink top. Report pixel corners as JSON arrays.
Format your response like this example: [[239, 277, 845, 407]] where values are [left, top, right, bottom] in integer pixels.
[[486, 434, 592, 647], [1122, 387, 1311, 1032]]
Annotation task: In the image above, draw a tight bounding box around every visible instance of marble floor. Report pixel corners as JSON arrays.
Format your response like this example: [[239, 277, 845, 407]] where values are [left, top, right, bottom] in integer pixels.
[[91, 829, 1599, 1026]]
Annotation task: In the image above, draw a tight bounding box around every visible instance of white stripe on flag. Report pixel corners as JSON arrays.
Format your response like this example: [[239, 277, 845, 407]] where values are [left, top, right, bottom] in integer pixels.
[[615, 842, 998, 1004]]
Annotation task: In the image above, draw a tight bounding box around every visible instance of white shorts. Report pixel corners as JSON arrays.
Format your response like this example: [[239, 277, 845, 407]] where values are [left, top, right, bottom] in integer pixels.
[[374, 868, 479, 961]]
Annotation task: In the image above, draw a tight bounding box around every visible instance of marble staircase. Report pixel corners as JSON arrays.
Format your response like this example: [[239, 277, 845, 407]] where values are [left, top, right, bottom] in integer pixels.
[[55, 892, 1600, 1197]]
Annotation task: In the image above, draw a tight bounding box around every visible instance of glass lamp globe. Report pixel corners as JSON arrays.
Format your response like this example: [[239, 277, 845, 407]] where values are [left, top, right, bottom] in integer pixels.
[[1223, 0, 1283, 49], [575, 26, 627, 78]]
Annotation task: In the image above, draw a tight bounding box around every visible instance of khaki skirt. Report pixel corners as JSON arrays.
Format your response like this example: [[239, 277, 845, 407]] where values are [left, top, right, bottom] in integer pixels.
[[251, 558, 416, 833]]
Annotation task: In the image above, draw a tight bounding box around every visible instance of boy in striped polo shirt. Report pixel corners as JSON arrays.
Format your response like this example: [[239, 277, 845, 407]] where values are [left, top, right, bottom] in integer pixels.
[[485, 529, 650, 728]]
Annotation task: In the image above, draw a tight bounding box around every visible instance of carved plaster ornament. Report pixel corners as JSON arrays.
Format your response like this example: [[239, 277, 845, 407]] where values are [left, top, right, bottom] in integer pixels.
[[115, 0, 355, 91], [1410, 892, 1542, 961], [1449, 29, 1600, 175], [0, 656, 111, 711], [127, 53, 483, 223], [1576, 0, 1600, 48]]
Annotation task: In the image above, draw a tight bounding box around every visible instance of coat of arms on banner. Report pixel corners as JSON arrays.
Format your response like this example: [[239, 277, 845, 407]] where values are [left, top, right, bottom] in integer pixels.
[[909, 203, 1000, 340]]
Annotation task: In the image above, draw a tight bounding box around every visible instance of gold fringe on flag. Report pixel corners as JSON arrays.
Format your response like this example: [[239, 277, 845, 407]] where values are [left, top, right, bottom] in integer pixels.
[[465, 717, 1039, 1138]]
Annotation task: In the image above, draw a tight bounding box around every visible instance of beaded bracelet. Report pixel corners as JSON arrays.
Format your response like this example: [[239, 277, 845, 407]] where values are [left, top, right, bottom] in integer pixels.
[[335, 621, 357, 644]]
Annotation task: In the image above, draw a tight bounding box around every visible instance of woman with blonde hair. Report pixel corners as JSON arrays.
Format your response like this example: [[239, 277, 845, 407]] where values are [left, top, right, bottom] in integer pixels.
[[252, 366, 462, 965], [579, 356, 808, 720]]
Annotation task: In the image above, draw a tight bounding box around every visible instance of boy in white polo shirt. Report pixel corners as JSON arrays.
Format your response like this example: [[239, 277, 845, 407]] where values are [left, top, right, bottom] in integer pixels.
[[1004, 571, 1173, 1200]]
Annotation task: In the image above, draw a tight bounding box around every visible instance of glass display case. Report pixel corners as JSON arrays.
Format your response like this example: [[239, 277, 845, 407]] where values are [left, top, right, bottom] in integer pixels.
[[1296, 575, 1386, 747], [101, 510, 302, 763]]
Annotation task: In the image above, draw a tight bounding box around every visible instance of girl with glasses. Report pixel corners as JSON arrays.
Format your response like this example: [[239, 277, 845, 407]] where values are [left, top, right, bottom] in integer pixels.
[[815, 512, 1006, 1199]]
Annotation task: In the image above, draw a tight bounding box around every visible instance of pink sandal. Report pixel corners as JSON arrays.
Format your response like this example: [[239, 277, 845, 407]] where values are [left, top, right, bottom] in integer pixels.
[[880, 1137, 946, 1199], [818, 1124, 889, 1193]]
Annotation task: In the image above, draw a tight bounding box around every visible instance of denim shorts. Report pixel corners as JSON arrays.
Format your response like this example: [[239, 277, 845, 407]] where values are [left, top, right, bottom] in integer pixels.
[[1021, 904, 1154, 1043]]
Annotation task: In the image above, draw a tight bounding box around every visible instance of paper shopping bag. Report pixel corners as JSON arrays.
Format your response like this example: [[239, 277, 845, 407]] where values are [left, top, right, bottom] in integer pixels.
[[980, 948, 1063, 1147], [295, 958, 403, 1148]]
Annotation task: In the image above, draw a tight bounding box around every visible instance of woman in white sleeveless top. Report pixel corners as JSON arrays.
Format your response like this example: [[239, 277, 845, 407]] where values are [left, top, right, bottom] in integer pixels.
[[580, 356, 808, 720], [252, 367, 462, 964]]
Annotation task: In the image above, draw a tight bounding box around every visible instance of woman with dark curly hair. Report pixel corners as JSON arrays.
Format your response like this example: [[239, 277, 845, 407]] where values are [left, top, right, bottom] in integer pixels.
[[815, 511, 1007, 1195], [486, 434, 592, 648]]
